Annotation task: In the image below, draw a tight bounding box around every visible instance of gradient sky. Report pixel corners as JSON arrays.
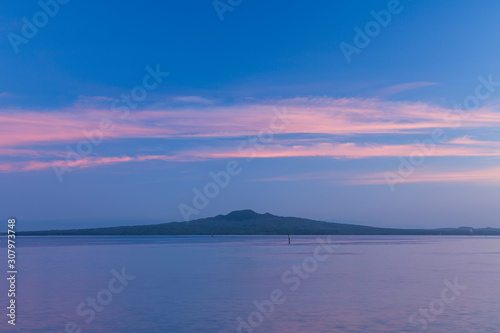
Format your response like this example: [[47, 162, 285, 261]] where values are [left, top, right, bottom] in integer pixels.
[[1, 0, 500, 230]]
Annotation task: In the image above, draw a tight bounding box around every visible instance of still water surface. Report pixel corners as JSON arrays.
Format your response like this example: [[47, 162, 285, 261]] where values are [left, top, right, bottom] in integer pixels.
[[1, 236, 499, 332]]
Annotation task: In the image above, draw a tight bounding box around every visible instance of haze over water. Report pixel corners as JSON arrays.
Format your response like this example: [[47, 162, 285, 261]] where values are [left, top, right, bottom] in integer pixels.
[[1, 236, 499, 332]]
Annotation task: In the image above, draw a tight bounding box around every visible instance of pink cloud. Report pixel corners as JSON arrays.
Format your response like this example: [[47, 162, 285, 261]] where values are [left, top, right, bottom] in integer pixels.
[[349, 167, 500, 185], [179, 141, 500, 160], [2, 97, 500, 149], [1, 97, 500, 175], [2, 137, 500, 174], [0, 147, 63, 157], [247, 166, 500, 186], [0, 153, 202, 173]]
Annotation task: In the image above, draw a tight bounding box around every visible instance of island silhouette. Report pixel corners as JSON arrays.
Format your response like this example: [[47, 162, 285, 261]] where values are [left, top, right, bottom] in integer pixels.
[[15, 210, 500, 236]]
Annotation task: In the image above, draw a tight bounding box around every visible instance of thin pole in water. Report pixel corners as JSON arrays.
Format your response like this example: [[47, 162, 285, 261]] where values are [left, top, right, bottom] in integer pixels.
[[288, 234, 290, 244]]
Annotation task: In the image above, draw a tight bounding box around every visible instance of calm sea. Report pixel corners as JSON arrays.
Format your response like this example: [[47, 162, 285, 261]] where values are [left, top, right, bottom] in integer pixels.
[[1, 236, 499, 332]]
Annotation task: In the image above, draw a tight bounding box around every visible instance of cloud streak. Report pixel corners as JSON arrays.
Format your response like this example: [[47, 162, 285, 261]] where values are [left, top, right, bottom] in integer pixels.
[[3, 138, 500, 174], [349, 167, 500, 185], [2, 97, 500, 148], [375, 81, 439, 97], [1, 96, 499, 182]]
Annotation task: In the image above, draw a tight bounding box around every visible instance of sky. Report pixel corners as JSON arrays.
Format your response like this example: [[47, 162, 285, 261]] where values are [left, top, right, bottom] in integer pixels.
[[1, 0, 500, 230]]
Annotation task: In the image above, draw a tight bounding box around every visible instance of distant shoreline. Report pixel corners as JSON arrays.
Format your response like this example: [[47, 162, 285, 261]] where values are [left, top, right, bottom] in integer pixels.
[[7, 210, 500, 237], [11, 233, 498, 236]]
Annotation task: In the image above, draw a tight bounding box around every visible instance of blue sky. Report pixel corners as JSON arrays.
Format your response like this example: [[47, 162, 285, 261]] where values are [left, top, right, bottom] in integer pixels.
[[1, 0, 500, 230]]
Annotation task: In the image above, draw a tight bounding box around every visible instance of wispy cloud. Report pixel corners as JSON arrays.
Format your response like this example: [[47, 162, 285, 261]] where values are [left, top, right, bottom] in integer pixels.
[[0, 154, 197, 172], [447, 136, 500, 146], [247, 165, 500, 186], [171, 96, 217, 104], [349, 166, 500, 185], [77, 95, 114, 103], [1, 96, 499, 179], [3, 138, 500, 174], [375, 81, 439, 97], [2, 97, 500, 148]]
